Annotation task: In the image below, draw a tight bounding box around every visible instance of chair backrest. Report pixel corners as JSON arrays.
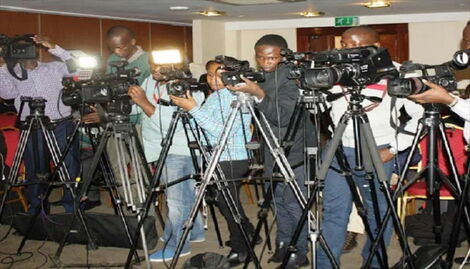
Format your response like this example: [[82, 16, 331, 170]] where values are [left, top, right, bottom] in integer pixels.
[[1, 127, 20, 168], [419, 124, 468, 176], [0, 113, 17, 129]]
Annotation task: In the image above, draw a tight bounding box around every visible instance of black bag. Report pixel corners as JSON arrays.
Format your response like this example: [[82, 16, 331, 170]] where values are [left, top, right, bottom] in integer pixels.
[[182, 252, 230, 269], [12, 212, 158, 249]]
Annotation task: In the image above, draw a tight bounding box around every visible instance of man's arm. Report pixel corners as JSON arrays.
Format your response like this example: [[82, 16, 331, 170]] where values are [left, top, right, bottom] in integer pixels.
[[0, 66, 19, 100], [128, 85, 155, 117]]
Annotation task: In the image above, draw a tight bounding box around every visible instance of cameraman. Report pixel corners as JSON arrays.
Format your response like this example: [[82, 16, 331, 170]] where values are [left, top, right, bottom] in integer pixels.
[[0, 35, 78, 214], [228, 34, 315, 268], [171, 60, 257, 267], [127, 58, 205, 262], [316, 26, 424, 269]]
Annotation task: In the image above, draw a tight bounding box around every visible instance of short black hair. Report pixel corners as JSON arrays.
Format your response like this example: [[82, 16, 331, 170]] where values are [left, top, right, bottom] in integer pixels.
[[106, 25, 135, 39], [467, 20, 470, 26], [254, 34, 288, 49]]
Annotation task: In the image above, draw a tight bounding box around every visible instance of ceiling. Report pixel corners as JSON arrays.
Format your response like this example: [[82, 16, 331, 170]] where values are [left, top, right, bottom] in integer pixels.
[[0, 0, 469, 25]]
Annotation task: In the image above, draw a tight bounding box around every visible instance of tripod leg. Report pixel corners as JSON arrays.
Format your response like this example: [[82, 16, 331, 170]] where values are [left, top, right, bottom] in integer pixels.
[[53, 125, 112, 262]]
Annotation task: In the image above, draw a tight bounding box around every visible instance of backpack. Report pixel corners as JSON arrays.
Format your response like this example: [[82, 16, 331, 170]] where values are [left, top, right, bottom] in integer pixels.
[[182, 252, 230, 269]]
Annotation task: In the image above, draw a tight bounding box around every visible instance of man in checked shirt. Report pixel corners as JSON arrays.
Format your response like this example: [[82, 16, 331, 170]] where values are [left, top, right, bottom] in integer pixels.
[[0, 35, 78, 214]]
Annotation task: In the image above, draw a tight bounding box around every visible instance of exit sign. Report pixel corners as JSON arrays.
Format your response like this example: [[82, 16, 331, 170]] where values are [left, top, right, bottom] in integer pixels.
[[335, 16, 360, 27]]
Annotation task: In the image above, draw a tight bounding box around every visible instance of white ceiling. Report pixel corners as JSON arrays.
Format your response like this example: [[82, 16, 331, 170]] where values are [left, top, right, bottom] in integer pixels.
[[0, 0, 469, 25]]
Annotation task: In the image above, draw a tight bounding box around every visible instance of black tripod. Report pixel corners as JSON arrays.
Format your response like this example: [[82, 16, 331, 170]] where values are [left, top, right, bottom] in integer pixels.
[[314, 87, 413, 269], [123, 105, 226, 268], [0, 97, 95, 254], [371, 105, 470, 269], [52, 113, 154, 269], [247, 90, 338, 269]]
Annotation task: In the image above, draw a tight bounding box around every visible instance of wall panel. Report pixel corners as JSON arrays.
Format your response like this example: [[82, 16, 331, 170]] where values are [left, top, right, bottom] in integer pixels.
[[40, 14, 101, 62]]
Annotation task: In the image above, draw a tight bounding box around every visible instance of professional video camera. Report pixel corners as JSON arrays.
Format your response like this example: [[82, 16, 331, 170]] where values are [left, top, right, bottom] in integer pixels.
[[282, 46, 398, 89], [388, 50, 469, 97], [0, 34, 36, 59], [215, 55, 265, 85], [61, 60, 139, 115]]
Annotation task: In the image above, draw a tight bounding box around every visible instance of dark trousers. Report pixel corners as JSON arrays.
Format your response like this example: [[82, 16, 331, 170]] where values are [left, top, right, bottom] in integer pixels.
[[215, 160, 255, 253], [24, 120, 79, 213]]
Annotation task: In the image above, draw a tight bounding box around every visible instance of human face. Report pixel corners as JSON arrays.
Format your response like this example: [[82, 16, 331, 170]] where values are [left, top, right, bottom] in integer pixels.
[[255, 45, 282, 72], [107, 34, 137, 60], [207, 63, 224, 91], [462, 25, 470, 50], [341, 32, 380, 49]]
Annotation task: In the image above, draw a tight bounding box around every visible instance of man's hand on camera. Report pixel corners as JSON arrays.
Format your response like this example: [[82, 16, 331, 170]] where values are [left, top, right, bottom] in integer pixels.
[[128, 85, 148, 106], [0, 57, 5, 67], [408, 80, 455, 105], [82, 106, 100, 124], [31, 35, 56, 50], [227, 76, 265, 100], [170, 91, 197, 111]]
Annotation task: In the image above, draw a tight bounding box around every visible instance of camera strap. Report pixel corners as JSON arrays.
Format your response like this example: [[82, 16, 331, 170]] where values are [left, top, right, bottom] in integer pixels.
[[6, 61, 28, 81], [389, 96, 416, 136]]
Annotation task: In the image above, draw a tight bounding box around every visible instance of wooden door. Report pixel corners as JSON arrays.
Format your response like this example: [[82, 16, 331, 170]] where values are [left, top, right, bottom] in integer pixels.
[[297, 24, 409, 62]]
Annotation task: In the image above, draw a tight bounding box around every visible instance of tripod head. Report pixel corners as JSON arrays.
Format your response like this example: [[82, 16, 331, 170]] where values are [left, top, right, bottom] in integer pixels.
[[21, 96, 46, 116]]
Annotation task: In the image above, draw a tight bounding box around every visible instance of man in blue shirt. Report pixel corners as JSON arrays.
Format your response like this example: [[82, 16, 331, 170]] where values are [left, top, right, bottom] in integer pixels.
[[171, 60, 256, 267], [128, 60, 205, 262]]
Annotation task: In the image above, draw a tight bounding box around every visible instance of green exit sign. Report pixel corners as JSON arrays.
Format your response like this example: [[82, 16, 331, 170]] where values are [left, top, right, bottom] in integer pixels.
[[335, 16, 360, 27]]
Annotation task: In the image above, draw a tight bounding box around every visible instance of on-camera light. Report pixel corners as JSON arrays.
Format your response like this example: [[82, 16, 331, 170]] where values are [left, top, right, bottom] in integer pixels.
[[77, 56, 98, 69], [152, 49, 182, 65]]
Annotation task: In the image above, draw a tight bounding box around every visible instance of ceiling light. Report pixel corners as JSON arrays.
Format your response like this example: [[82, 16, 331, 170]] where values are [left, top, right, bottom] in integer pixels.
[[364, 0, 391, 8], [198, 10, 226, 16], [169, 6, 190, 11], [299, 11, 325, 17]]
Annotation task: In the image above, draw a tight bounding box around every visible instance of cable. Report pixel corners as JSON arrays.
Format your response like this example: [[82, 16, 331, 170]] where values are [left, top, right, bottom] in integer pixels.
[[34, 239, 48, 269]]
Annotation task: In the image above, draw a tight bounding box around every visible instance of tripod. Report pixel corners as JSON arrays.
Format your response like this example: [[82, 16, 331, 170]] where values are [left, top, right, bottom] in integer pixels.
[[247, 90, 338, 269], [124, 105, 226, 268], [315, 87, 413, 269], [0, 97, 95, 254], [371, 105, 470, 269], [52, 113, 154, 269]]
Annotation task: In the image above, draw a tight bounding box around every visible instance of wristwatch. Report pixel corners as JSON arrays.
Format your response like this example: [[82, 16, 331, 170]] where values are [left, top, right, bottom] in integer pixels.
[[387, 145, 398, 155]]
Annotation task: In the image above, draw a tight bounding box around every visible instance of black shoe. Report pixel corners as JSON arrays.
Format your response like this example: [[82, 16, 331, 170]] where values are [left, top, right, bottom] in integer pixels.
[[275, 253, 309, 269], [455, 257, 470, 265], [342, 231, 358, 253], [225, 233, 262, 247], [81, 200, 101, 211], [268, 241, 287, 263], [226, 250, 250, 267]]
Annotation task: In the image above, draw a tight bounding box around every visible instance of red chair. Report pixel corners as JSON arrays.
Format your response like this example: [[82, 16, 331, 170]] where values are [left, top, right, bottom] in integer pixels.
[[0, 112, 17, 129], [1, 126, 28, 211], [398, 124, 467, 224]]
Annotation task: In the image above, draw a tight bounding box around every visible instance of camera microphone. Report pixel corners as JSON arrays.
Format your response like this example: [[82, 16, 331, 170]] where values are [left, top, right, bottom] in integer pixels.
[[451, 49, 470, 69]]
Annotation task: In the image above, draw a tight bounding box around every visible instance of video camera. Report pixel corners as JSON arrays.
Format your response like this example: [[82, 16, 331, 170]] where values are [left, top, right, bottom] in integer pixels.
[[388, 50, 469, 97], [61, 60, 139, 115], [215, 55, 265, 85], [0, 34, 37, 60], [282, 46, 398, 89]]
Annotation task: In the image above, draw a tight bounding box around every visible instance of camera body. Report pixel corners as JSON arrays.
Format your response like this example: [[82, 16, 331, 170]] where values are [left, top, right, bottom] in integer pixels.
[[283, 46, 397, 89], [215, 55, 265, 85], [387, 62, 457, 98], [0, 34, 37, 60], [167, 79, 210, 97], [61, 61, 139, 115]]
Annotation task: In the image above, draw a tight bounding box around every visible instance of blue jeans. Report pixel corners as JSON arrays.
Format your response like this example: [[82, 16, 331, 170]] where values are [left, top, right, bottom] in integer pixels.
[[271, 164, 309, 255], [317, 147, 394, 268], [24, 120, 79, 214], [161, 154, 205, 253]]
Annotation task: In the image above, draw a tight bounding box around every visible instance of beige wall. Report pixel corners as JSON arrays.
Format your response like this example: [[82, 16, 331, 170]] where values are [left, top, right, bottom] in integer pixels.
[[193, 13, 469, 72], [409, 21, 467, 65]]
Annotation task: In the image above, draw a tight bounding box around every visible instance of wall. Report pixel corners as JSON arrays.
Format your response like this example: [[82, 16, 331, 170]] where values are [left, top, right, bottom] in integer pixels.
[[0, 10, 192, 68], [193, 12, 469, 74]]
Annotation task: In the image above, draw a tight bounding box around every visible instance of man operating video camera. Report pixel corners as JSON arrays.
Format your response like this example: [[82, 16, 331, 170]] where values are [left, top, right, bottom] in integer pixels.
[[0, 35, 78, 214]]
